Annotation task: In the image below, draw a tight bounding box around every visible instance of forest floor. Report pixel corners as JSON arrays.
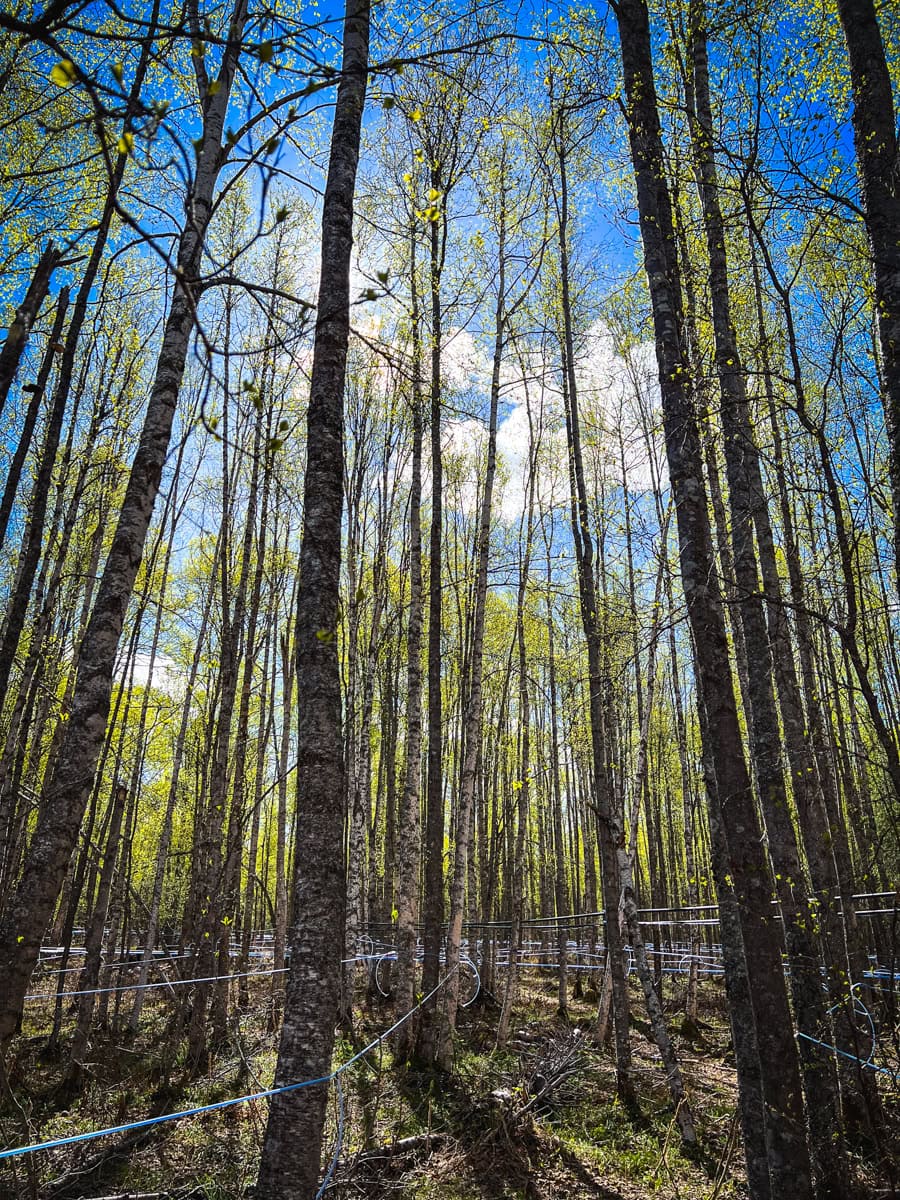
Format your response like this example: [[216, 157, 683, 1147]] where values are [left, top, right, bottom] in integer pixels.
[[0, 972, 893, 1199]]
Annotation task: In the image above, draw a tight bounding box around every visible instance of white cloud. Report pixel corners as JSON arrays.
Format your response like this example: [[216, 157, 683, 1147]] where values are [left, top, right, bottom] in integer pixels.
[[442, 327, 493, 392], [578, 327, 665, 491], [122, 652, 183, 697], [437, 320, 665, 522]]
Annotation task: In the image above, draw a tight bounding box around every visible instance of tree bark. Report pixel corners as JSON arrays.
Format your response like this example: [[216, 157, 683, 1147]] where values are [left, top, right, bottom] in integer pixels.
[[254, 0, 369, 1191], [612, 0, 814, 1192], [683, 7, 847, 1189], [0, 0, 248, 1057], [417, 162, 447, 1065], [835, 0, 900, 593], [394, 222, 425, 1062], [0, 241, 60, 425], [553, 121, 633, 1103], [440, 188, 507, 1067], [0, 285, 68, 555]]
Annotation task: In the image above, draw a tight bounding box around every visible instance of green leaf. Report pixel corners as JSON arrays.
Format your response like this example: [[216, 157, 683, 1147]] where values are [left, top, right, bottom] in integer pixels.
[[50, 60, 77, 87]]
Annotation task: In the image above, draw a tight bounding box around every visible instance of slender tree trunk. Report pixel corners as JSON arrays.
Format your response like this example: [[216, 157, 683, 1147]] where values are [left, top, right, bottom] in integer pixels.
[[255, 0, 369, 1190], [417, 163, 447, 1065], [0, 286, 68, 555], [273, 591, 297, 987], [0, 241, 60, 424], [546, 546, 569, 1019], [618, 505, 695, 1143], [613, 0, 814, 1191], [683, 9, 847, 1189], [835, 0, 900, 591], [440, 196, 507, 1067], [66, 784, 127, 1083], [554, 125, 633, 1103], [342, 417, 367, 1021], [395, 223, 425, 1062], [239, 632, 271, 1012], [128, 542, 214, 1031], [0, 0, 248, 1057], [497, 596, 532, 1048], [697, 693, 772, 1200], [205, 396, 267, 1049]]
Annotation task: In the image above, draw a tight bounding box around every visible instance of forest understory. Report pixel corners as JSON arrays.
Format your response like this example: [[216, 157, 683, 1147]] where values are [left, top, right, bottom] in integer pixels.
[[7, 970, 885, 1200]]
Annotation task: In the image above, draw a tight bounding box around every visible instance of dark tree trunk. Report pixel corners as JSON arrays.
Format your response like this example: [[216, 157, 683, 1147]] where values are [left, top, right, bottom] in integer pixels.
[[254, 0, 369, 1192], [417, 165, 447, 1064], [684, 7, 847, 1189], [394, 222, 424, 1062], [66, 784, 127, 1083], [441, 188, 507, 1066], [612, 0, 814, 1193], [0, 286, 68, 554], [696, 698, 772, 1200], [554, 124, 633, 1103], [835, 0, 900, 592], [0, 241, 60, 424], [0, 0, 248, 1056]]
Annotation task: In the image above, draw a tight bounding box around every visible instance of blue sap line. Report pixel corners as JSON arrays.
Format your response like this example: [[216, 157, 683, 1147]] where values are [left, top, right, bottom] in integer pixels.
[[0, 967, 458, 1162]]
